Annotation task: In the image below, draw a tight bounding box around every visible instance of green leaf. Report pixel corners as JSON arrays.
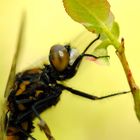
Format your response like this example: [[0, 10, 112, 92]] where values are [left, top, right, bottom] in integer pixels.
[[63, 0, 121, 50], [111, 21, 120, 39], [63, 0, 114, 33], [91, 21, 119, 64]]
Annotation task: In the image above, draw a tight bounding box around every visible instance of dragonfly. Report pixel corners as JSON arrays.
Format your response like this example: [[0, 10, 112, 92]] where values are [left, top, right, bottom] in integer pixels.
[[1, 12, 131, 140]]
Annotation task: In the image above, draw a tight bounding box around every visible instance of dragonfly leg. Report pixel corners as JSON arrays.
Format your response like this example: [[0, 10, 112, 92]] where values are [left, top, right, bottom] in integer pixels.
[[32, 104, 55, 140], [58, 84, 130, 100]]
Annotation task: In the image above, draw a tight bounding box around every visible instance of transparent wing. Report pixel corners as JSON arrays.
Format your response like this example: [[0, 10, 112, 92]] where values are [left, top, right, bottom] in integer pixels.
[[0, 12, 26, 140], [25, 56, 48, 70], [70, 30, 109, 65], [4, 12, 26, 97], [69, 30, 98, 51], [28, 31, 99, 70]]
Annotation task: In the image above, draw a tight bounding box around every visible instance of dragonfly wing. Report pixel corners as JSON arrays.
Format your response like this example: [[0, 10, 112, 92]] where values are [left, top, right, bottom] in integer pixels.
[[0, 12, 26, 140], [4, 12, 26, 97]]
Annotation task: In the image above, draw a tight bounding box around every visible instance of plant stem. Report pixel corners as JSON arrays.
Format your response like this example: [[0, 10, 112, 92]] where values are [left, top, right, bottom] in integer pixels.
[[116, 38, 137, 90], [116, 38, 140, 121]]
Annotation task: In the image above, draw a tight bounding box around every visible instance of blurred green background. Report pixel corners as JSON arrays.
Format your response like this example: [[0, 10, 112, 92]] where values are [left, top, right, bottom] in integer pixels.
[[0, 0, 140, 140]]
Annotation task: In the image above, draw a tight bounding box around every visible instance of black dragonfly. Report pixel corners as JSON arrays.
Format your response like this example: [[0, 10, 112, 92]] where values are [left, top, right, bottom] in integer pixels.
[[3, 13, 130, 140]]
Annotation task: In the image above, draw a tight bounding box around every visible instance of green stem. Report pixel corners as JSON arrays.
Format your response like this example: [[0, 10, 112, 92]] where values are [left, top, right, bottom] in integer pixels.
[[116, 39, 137, 91], [116, 38, 140, 121]]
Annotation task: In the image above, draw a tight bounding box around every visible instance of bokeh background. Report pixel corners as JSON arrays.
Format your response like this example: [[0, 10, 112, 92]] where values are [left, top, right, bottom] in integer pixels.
[[0, 0, 140, 140]]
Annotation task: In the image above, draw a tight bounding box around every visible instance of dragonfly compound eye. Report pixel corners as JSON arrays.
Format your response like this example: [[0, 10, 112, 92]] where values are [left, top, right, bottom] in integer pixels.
[[49, 45, 70, 71]]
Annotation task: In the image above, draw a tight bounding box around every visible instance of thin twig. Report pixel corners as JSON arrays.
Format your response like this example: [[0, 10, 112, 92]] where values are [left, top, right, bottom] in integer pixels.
[[116, 38, 140, 120]]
